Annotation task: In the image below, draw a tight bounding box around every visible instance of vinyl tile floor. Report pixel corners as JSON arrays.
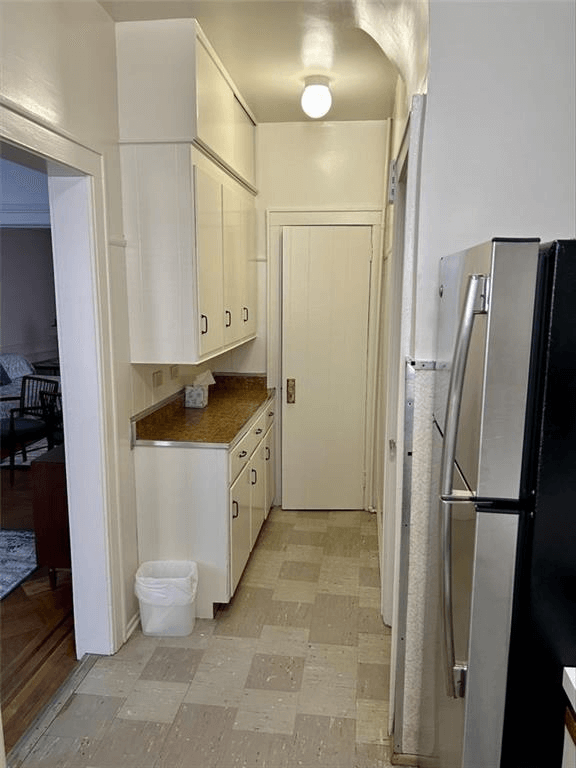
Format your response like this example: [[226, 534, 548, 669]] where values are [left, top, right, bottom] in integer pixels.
[[15, 508, 394, 768]]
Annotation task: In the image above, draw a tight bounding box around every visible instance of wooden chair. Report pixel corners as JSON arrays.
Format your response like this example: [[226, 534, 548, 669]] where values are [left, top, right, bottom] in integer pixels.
[[0, 376, 59, 484], [41, 391, 64, 448]]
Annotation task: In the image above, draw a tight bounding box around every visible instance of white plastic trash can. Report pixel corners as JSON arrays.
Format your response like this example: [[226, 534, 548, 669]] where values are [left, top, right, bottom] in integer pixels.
[[135, 560, 198, 636]]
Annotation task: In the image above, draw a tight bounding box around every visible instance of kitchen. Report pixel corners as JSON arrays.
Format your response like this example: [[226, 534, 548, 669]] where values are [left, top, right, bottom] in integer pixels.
[[0, 1, 574, 766]]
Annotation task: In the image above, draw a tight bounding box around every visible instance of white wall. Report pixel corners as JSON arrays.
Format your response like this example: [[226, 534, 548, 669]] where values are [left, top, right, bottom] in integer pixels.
[[416, 0, 576, 359], [0, 0, 139, 651]]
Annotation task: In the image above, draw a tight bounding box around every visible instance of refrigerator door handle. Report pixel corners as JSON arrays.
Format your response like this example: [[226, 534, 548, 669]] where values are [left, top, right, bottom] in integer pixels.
[[439, 273, 489, 699]]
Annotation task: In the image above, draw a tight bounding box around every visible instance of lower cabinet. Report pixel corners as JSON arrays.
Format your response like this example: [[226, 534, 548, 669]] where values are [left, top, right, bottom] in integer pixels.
[[134, 398, 275, 619]]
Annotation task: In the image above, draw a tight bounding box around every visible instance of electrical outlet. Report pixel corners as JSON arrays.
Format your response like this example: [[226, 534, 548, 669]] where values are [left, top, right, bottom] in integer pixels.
[[170, 365, 179, 380], [152, 370, 163, 388]]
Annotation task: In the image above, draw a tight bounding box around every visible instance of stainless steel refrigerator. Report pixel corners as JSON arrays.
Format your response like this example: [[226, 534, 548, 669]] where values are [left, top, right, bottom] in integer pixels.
[[426, 238, 576, 768]]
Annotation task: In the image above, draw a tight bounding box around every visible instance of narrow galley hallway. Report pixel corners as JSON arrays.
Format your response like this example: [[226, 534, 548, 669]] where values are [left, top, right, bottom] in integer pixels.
[[13, 509, 393, 768]]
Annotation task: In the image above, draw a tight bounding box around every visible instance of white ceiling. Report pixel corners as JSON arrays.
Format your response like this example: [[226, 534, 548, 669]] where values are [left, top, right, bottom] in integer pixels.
[[99, 1, 400, 122]]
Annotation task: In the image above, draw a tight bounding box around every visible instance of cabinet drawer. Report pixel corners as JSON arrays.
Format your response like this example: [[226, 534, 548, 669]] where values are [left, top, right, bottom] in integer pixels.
[[265, 402, 275, 430], [229, 430, 254, 482]]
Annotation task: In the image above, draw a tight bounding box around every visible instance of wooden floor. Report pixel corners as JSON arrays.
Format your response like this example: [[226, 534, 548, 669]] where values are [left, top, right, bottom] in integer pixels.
[[1, 465, 77, 753]]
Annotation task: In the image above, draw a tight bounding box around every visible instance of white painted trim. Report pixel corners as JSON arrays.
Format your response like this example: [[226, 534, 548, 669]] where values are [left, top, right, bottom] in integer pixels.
[[267, 208, 383, 509], [1, 103, 121, 657], [388, 93, 427, 746]]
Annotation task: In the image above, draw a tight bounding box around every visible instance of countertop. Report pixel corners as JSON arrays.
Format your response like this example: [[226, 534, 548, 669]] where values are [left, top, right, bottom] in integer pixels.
[[134, 375, 273, 445], [564, 668, 576, 710]]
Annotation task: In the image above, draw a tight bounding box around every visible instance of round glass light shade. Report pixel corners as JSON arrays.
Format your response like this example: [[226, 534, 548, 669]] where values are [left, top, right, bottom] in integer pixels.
[[301, 78, 332, 119]]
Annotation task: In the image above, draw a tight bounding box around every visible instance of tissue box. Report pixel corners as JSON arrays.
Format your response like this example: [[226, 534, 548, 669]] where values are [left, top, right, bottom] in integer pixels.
[[185, 385, 209, 408]]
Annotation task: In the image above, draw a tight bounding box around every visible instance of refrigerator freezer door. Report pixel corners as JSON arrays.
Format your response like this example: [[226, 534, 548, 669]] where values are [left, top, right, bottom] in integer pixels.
[[435, 239, 539, 500]]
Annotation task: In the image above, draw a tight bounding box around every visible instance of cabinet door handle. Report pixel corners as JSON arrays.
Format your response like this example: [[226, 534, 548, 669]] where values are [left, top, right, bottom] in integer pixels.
[[225, 310, 232, 328], [238, 450, 247, 458], [232, 500, 239, 519], [255, 428, 263, 436], [243, 306, 249, 322], [265, 446, 271, 461], [251, 468, 257, 485], [268, 411, 274, 418], [201, 314, 208, 335]]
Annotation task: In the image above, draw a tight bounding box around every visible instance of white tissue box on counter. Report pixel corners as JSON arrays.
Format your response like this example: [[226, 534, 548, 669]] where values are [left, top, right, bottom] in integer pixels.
[[185, 370, 215, 408]]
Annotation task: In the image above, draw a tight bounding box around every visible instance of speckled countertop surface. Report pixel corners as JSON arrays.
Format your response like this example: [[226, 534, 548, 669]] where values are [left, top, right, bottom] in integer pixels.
[[134, 375, 273, 445]]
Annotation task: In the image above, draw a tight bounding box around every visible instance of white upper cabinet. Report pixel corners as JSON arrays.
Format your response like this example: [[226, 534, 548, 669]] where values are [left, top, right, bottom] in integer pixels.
[[116, 18, 256, 188]]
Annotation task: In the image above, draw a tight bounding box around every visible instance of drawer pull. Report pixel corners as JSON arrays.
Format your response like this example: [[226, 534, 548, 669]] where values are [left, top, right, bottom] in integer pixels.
[[238, 450, 247, 458], [268, 411, 274, 417], [232, 500, 239, 519], [255, 428, 263, 435]]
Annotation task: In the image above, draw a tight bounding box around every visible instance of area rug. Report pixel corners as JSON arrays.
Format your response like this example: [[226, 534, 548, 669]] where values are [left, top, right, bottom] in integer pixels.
[[0, 438, 49, 468], [0, 529, 37, 600]]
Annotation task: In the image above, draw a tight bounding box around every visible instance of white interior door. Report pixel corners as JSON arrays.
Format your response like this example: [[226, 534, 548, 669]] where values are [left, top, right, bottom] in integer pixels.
[[282, 225, 372, 510]]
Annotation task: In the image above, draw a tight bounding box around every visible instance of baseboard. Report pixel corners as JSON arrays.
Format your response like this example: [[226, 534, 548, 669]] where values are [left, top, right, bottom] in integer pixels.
[[124, 611, 141, 643], [391, 752, 436, 768]]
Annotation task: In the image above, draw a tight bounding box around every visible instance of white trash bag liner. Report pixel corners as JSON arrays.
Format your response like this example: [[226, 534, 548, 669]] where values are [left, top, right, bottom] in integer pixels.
[[135, 561, 198, 636]]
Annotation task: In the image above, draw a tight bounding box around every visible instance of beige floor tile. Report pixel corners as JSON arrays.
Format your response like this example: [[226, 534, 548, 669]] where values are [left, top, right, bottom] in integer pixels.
[[287, 528, 327, 548], [357, 662, 390, 700], [116, 679, 188, 723], [357, 605, 387, 634], [359, 566, 380, 588], [360, 518, 379, 536], [292, 517, 329, 532], [298, 644, 358, 719], [256, 522, 295, 551], [356, 699, 390, 745], [359, 585, 382, 608], [156, 703, 237, 768], [354, 742, 395, 767], [244, 653, 305, 692], [292, 714, 356, 767], [184, 637, 257, 703], [317, 556, 360, 595], [309, 593, 359, 645], [257, 626, 310, 657], [139, 645, 204, 684], [214, 586, 273, 638], [20, 733, 100, 768], [358, 633, 392, 664], [272, 578, 318, 604], [47, 694, 125, 739], [241, 550, 285, 589], [360, 532, 379, 552], [157, 618, 216, 649], [267, 508, 299, 523], [326, 510, 366, 527], [279, 560, 321, 582], [220, 729, 294, 768], [75, 660, 143, 698], [109, 629, 160, 664], [86, 718, 170, 767], [283, 544, 325, 563], [265, 598, 313, 628], [233, 689, 298, 734], [323, 526, 361, 557]]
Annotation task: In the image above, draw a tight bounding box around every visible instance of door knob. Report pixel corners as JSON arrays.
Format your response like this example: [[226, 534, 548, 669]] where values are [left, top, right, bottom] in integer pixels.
[[286, 378, 296, 404]]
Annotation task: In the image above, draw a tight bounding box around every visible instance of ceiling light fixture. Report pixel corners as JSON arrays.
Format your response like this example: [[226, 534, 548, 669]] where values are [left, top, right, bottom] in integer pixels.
[[301, 76, 332, 119]]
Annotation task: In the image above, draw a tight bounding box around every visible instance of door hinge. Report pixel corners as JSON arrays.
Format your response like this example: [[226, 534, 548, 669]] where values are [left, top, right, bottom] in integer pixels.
[[388, 159, 398, 204]]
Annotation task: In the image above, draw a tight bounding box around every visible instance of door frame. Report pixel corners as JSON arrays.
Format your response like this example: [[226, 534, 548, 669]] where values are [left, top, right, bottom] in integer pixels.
[[266, 209, 383, 508], [0, 102, 125, 657]]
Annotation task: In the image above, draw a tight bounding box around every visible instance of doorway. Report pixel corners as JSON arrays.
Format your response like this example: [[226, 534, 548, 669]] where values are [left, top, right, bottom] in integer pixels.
[[281, 224, 373, 509]]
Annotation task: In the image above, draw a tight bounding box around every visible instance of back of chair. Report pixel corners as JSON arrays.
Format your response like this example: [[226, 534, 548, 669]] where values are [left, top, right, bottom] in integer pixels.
[[19, 376, 60, 418]]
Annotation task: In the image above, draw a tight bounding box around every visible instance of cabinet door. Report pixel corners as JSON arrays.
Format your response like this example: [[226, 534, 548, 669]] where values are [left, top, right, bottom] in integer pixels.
[[264, 423, 276, 518], [240, 188, 257, 339], [249, 446, 266, 548], [195, 164, 224, 357], [230, 462, 251, 594], [222, 184, 244, 346]]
